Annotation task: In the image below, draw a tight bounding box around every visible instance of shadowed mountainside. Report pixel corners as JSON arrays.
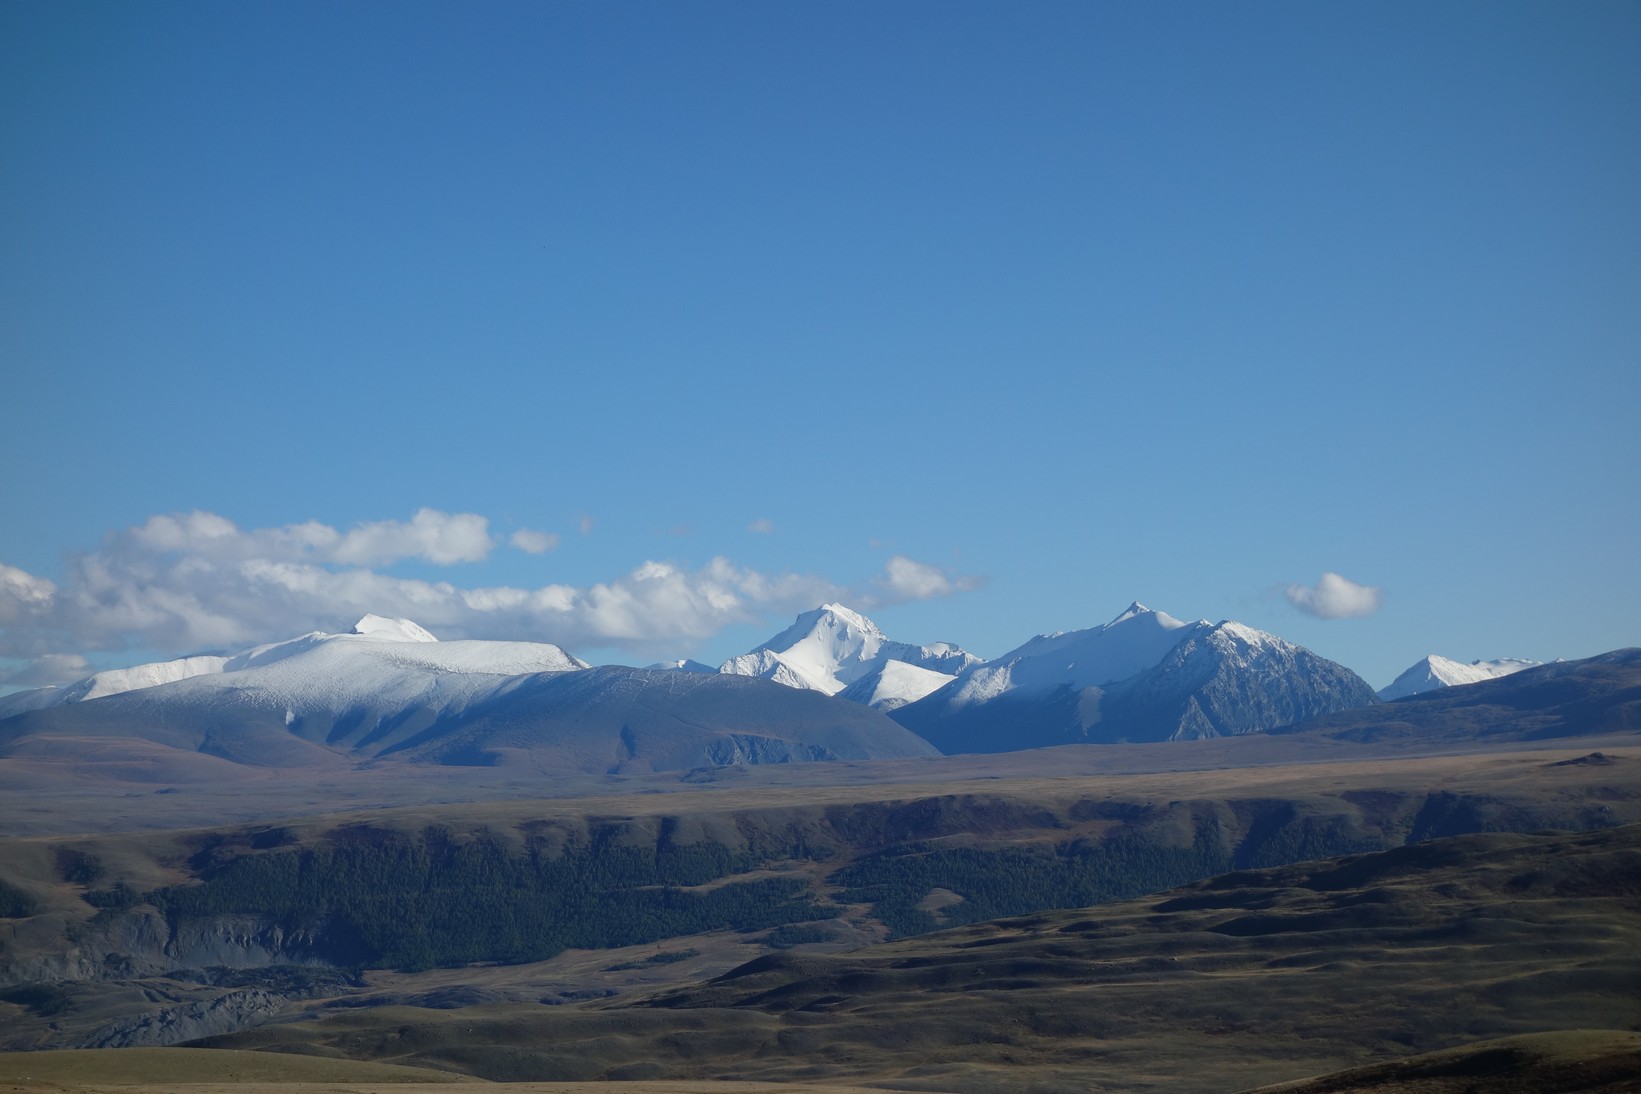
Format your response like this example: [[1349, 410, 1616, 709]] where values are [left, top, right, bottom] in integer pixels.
[[1273, 648, 1641, 744], [0, 665, 937, 775], [895, 617, 1380, 753]]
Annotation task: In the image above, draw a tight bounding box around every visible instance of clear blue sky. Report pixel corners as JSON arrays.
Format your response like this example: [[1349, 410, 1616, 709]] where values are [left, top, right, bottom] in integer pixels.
[[2, 0, 1637, 689]]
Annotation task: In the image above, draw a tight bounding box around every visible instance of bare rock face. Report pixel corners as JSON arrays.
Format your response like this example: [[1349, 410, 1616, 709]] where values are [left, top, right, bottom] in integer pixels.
[[85, 986, 291, 1048], [1104, 623, 1382, 742], [2, 910, 344, 986]]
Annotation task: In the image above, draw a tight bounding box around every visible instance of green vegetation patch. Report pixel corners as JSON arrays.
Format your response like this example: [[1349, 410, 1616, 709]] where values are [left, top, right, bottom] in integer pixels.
[[55, 848, 104, 885], [146, 824, 836, 971], [0, 877, 36, 918], [763, 923, 839, 948], [832, 812, 1382, 938], [606, 948, 699, 971], [0, 982, 72, 1016], [80, 882, 141, 912]]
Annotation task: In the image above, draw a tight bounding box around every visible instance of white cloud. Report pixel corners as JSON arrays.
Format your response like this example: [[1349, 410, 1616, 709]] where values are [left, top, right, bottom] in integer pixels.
[[0, 512, 988, 661], [0, 563, 57, 623], [0, 511, 862, 659], [748, 518, 775, 534], [578, 515, 596, 536], [121, 508, 493, 567], [866, 555, 986, 606], [331, 509, 494, 566], [1284, 572, 1383, 619], [509, 529, 559, 555]]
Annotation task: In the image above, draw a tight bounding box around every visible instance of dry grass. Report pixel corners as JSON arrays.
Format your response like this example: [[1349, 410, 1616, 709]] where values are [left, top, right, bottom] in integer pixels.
[[1, 1049, 892, 1092], [3, 715, 1635, 837], [5, 745, 1640, 1091], [1239, 1029, 1641, 1093], [186, 825, 1641, 1093], [0, 1045, 462, 1087]]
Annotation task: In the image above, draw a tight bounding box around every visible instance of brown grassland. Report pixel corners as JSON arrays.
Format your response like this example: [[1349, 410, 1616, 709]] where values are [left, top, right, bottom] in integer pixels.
[[3, 731, 1638, 1093]]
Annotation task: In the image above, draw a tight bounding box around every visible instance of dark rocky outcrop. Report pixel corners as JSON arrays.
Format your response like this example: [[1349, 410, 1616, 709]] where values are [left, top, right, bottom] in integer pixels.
[[897, 622, 1380, 754]]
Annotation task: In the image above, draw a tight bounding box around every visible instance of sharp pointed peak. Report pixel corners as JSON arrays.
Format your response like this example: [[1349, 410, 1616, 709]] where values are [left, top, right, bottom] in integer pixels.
[[1105, 601, 1153, 626]]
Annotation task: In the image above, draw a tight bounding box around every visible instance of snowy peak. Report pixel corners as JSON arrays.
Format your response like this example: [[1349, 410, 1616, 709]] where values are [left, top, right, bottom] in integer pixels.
[[1379, 655, 1542, 701], [814, 602, 884, 637], [760, 604, 888, 669], [350, 614, 438, 642], [1105, 601, 1154, 626], [954, 603, 1210, 706], [894, 604, 1380, 752], [1207, 619, 1290, 657], [719, 604, 980, 698]]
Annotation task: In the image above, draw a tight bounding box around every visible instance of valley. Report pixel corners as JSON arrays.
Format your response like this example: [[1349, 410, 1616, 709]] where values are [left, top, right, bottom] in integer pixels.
[[5, 818, 1637, 1092]]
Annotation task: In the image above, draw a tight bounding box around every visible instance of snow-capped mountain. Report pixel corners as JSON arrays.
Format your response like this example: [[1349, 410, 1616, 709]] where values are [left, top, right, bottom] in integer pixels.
[[0, 615, 937, 774], [0, 654, 231, 719], [893, 604, 1379, 753], [718, 604, 980, 707], [1378, 655, 1542, 701], [1101, 620, 1380, 742], [931, 602, 1212, 711], [0, 614, 585, 722]]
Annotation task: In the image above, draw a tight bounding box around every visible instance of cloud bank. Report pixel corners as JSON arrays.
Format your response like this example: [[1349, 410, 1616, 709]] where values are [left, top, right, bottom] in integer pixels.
[[0, 511, 981, 676], [1284, 572, 1383, 619]]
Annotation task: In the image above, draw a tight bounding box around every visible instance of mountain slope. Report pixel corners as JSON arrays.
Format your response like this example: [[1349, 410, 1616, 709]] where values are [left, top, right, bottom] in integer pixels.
[[0, 617, 937, 773], [835, 659, 958, 712], [377, 665, 940, 772], [1379, 654, 1542, 700], [894, 606, 1378, 754], [0, 656, 230, 720], [719, 603, 980, 700], [0, 619, 590, 768], [1102, 621, 1381, 741], [0, 614, 569, 722], [1276, 648, 1641, 744], [935, 602, 1213, 709]]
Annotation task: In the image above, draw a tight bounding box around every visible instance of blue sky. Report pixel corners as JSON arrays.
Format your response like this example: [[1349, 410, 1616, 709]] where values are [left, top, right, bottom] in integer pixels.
[[2, 0, 1637, 690]]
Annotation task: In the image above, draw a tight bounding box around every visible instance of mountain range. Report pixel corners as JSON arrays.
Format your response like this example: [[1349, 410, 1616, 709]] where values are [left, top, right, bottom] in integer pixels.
[[1377, 654, 1542, 701], [0, 615, 934, 774], [889, 604, 1380, 752], [1272, 646, 1641, 745], [0, 603, 1583, 772]]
